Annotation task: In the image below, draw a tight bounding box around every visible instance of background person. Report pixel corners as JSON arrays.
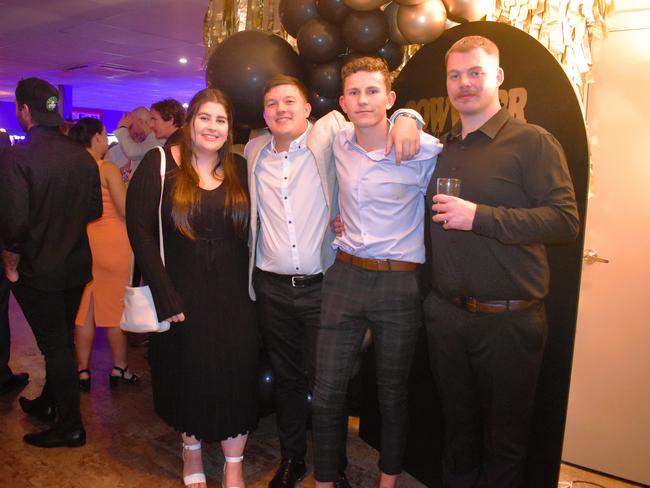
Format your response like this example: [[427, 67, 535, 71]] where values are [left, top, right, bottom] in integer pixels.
[[68, 117, 139, 392], [0, 77, 102, 448], [149, 98, 185, 147]]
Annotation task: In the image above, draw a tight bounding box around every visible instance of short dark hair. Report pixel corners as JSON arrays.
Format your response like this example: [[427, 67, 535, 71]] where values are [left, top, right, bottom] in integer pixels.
[[263, 75, 309, 103], [15, 77, 64, 127], [151, 99, 185, 127], [340, 56, 392, 92], [68, 117, 104, 148]]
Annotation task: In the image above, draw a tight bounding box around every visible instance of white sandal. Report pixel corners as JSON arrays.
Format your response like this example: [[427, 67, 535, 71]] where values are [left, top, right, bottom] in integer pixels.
[[182, 442, 207, 487], [223, 455, 244, 488]]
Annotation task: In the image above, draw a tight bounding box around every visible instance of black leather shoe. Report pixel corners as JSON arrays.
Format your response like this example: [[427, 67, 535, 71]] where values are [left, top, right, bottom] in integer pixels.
[[23, 425, 86, 448], [334, 473, 351, 488], [269, 459, 307, 488], [0, 372, 29, 395], [18, 396, 57, 423]]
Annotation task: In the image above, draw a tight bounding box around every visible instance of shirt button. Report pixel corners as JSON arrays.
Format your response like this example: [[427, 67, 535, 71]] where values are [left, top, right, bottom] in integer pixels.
[[284, 196, 287, 200], [295, 267, 299, 270], [292, 245, 296, 248]]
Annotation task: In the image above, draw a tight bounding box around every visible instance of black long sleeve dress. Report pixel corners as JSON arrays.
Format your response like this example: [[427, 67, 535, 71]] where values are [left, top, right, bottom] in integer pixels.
[[126, 147, 259, 441]]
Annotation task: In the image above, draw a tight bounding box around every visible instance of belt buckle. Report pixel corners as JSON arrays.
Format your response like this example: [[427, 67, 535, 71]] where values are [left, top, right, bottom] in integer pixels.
[[291, 276, 305, 288], [465, 297, 478, 313]]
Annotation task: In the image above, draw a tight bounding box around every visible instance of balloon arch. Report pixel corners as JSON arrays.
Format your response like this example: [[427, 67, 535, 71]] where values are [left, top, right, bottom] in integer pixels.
[[205, 0, 493, 128]]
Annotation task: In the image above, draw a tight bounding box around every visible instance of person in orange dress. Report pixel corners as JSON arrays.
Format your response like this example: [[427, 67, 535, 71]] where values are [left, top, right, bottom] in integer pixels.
[[69, 118, 139, 391]]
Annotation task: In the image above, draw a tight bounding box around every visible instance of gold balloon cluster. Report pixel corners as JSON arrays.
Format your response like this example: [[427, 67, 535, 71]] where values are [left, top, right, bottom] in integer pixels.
[[381, 0, 492, 46]]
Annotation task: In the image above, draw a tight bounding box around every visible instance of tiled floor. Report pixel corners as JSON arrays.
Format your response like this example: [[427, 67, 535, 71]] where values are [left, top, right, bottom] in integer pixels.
[[0, 294, 644, 487]]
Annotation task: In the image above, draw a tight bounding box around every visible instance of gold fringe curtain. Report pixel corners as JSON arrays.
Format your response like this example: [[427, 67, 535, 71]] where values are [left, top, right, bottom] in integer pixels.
[[489, 0, 615, 101]]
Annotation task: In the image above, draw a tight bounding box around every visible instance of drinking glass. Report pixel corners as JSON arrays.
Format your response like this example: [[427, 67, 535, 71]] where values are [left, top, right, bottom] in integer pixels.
[[436, 177, 461, 196]]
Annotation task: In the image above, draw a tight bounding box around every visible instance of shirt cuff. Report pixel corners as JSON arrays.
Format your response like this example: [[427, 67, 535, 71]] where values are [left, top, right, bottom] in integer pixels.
[[389, 109, 424, 129], [472, 204, 496, 238]]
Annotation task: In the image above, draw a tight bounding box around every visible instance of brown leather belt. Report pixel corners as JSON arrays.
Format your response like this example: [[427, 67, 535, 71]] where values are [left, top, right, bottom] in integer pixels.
[[336, 250, 418, 272], [451, 296, 540, 314]]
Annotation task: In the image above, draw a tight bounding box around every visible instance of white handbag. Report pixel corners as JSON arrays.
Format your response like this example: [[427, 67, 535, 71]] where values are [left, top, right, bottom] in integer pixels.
[[120, 147, 171, 333]]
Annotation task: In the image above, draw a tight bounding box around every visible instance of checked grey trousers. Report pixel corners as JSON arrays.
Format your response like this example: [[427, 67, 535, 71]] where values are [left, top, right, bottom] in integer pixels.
[[311, 260, 422, 482]]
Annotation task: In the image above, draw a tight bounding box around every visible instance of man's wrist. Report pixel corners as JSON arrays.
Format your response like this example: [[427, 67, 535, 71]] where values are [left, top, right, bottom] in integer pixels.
[[397, 112, 419, 122]]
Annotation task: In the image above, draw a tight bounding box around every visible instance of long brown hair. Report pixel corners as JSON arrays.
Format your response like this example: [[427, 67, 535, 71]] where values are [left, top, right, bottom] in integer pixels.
[[171, 87, 248, 239]]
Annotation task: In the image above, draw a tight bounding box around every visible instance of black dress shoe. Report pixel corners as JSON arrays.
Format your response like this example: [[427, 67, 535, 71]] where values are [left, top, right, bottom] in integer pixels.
[[0, 372, 29, 394], [23, 425, 86, 448], [18, 396, 57, 423], [334, 473, 352, 488], [269, 459, 307, 488]]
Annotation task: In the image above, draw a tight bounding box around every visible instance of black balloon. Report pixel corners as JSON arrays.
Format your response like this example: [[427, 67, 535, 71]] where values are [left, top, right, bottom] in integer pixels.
[[316, 0, 351, 23], [309, 59, 343, 99], [342, 10, 389, 54], [376, 41, 404, 71], [297, 19, 346, 64], [279, 0, 320, 38], [309, 90, 340, 119], [206, 31, 305, 129]]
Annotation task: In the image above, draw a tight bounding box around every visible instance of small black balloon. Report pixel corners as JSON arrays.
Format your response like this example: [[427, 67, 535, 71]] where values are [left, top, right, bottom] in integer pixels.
[[342, 9, 389, 54], [297, 19, 346, 64], [376, 41, 404, 71], [309, 90, 340, 119], [316, 0, 351, 23], [258, 352, 275, 416], [206, 31, 305, 129], [279, 0, 320, 38], [309, 59, 343, 99]]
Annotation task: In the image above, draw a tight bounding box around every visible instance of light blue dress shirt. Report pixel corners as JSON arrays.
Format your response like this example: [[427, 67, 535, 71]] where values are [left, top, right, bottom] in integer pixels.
[[332, 125, 443, 264]]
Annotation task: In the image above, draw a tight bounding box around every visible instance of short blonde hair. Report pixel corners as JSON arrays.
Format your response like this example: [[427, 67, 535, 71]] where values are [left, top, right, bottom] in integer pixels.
[[340, 56, 392, 93], [445, 35, 499, 66]]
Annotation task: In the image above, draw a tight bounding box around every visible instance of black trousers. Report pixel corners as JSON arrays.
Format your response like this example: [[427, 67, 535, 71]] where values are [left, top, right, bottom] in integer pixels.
[[11, 281, 84, 430], [312, 261, 422, 482], [254, 269, 347, 469], [0, 274, 12, 383], [423, 291, 548, 488]]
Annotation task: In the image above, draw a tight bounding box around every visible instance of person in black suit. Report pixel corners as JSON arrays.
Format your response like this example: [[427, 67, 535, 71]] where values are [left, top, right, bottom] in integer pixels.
[[0, 78, 102, 447]]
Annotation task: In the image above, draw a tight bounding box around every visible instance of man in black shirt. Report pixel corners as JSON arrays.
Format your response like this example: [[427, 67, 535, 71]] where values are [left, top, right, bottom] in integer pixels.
[[424, 36, 579, 487], [0, 78, 102, 447]]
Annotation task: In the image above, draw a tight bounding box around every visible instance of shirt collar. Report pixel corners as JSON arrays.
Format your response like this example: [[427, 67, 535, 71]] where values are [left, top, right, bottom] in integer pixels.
[[269, 121, 312, 154], [446, 106, 510, 143], [340, 122, 392, 162]]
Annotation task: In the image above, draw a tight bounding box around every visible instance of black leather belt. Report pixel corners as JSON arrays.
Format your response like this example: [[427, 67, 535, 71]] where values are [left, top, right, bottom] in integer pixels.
[[258, 269, 323, 288], [451, 296, 540, 314]]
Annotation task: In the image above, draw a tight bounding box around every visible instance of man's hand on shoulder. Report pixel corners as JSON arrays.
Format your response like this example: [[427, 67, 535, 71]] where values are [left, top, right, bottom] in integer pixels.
[[117, 113, 133, 130], [431, 194, 477, 231], [386, 114, 421, 164]]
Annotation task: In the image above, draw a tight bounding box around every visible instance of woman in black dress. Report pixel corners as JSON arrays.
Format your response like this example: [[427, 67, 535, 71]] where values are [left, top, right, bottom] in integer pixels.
[[126, 88, 258, 488]]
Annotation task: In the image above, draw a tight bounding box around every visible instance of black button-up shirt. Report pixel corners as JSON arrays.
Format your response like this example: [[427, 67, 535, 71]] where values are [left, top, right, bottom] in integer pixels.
[[425, 107, 579, 300], [0, 126, 102, 290]]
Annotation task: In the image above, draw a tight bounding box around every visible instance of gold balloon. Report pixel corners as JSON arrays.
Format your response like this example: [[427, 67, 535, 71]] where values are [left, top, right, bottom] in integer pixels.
[[342, 0, 386, 11], [397, 0, 447, 45], [384, 2, 409, 45], [442, 0, 492, 23]]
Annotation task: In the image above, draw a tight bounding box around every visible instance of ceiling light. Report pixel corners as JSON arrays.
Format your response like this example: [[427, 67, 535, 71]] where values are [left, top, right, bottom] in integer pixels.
[[179, 57, 188, 64], [182, 103, 189, 109]]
